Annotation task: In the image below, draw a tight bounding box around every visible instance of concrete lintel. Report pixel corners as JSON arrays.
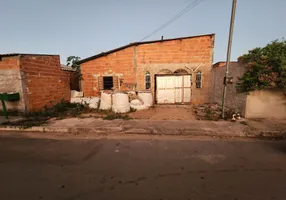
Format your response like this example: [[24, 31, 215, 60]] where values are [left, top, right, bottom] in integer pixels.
[[139, 63, 206, 72], [93, 73, 123, 78]]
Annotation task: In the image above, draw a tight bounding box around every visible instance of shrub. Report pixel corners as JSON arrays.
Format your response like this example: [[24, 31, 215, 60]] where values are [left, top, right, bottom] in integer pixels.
[[237, 39, 286, 94]]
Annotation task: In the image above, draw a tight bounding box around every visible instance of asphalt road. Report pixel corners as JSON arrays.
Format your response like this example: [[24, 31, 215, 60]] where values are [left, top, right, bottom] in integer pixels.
[[0, 134, 286, 200]]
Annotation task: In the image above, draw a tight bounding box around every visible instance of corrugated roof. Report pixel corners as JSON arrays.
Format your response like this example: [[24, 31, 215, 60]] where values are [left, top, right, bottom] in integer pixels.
[[213, 61, 238, 68], [78, 33, 215, 64], [60, 64, 76, 72]]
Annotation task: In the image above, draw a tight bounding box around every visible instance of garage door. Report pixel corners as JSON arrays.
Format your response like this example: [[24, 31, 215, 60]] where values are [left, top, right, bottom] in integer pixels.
[[156, 75, 191, 104]]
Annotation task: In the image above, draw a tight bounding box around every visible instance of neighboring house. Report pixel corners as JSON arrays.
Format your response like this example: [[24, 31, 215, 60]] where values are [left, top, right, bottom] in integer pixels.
[[60, 64, 76, 72], [79, 33, 215, 104], [211, 61, 247, 115], [60, 64, 80, 91], [0, 54, 73, 112], [212, 61, 286, 119]]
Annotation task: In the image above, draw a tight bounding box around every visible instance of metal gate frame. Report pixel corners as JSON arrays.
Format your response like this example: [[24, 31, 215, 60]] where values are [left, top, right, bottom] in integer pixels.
[[154, 74, 192, 104]]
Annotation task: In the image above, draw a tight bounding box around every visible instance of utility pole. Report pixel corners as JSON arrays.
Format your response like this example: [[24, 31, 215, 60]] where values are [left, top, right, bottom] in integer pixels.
[[221, 0, 237, 119]]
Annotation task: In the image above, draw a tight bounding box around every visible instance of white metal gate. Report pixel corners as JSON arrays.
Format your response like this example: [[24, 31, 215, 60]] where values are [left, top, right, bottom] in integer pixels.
[[156, 75, 191, 104]]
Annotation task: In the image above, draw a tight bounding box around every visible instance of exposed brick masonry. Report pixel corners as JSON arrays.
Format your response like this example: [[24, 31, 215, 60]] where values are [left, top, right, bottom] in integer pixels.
[[21, 55, 72, 111], [81, 34, 215, 104]]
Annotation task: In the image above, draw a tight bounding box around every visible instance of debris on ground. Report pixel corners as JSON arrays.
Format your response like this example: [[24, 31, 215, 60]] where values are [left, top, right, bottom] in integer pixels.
[[130, 99, 149, 111], [127, 91, 138, 101], [193, 103, 221, 121], [193, 103, 239, 121]]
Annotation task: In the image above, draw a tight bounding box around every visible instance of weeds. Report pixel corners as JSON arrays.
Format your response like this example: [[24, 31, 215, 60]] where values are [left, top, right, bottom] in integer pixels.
[[0, 110, 23, 116], [2, 100, 85, 128], [97, 99, 101, 109], [129, 107, 137, 113], [25, 101, 84, 119], [205, 108, 214, 120], [1, 99, 135, 128], [2, 118, 47, 129], [103, 113, 132, 120]]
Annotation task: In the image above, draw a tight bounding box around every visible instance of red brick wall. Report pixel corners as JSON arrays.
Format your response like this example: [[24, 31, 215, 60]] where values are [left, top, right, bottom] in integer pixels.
[[80, 34, 214, 103], [137, 36, 212, 64], [136, 35, 214, 104], [81, 47, 134, 96], [0, 56, 20, 69], [20, 55, 71, 111]]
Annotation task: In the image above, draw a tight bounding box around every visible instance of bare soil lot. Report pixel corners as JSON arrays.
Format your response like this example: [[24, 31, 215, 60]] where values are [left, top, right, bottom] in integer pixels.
[[129, 105, 195, 120]]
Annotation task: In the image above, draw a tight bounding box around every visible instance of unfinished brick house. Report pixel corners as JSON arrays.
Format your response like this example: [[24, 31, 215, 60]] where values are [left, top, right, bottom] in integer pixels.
[[0, 54, 73, 112], [79, 34, 215, 104]]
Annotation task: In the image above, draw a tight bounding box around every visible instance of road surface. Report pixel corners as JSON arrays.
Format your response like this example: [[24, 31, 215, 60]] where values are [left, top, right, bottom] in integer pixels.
[[0, 133, 286, 200]]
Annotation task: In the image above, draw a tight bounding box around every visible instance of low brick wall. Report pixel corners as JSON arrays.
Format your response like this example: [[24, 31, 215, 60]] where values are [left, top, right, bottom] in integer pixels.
[[0, 54, 73, 112]]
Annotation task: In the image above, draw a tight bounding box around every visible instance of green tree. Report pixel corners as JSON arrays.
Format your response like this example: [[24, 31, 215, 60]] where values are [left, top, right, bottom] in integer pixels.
[[237, 39, 286, 94], [66, 56, 82, 80]]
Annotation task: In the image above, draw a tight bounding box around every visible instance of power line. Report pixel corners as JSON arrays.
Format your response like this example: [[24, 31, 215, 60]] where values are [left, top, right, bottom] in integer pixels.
[[140, 0, 203, 41], [139, 0, 205, 41]]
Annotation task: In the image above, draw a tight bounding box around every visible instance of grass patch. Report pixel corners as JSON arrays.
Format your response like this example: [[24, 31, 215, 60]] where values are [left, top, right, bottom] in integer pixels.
[[103, 113, 132, 120], [25, 100, 84, 119], [2, 100, 85, 128], [205, 108, 214, 120], [205, 114, 213, 121], [0, 110, 23, 116], [1, 100, 135, 128], [129, 107, 137, 113]]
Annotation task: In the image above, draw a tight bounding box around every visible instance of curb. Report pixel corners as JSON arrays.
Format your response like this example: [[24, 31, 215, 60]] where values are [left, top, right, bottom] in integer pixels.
[[246, 131, 286, 139], [0, 126, 285, 139], [0, 126, 70, 133]]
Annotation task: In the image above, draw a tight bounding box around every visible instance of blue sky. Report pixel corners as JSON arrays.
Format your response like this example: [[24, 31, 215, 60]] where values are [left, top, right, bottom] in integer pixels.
[[1, 0, 285, 64]]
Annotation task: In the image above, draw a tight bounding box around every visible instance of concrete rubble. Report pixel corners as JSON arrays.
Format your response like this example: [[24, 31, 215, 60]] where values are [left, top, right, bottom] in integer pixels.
[[193, 103, 237, 120]]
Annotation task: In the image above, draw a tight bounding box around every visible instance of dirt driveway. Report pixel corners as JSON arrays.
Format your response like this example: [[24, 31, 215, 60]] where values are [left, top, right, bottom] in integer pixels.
[[129, 105, 195, 120]]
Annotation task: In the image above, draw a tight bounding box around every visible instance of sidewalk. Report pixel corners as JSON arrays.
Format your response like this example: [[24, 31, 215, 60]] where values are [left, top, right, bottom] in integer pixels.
[[1, 117, 285, 138], [0, 116, 23, 124]]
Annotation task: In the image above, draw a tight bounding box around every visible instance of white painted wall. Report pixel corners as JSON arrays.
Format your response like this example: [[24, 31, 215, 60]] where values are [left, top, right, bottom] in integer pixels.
[[0, 69, 26, 112], [245, 89, 286, 119]]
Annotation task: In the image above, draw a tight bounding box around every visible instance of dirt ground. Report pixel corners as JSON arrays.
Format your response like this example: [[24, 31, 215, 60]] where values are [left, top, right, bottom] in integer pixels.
[[79, 105, 196, 120], [129, 105, 195, 120]]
